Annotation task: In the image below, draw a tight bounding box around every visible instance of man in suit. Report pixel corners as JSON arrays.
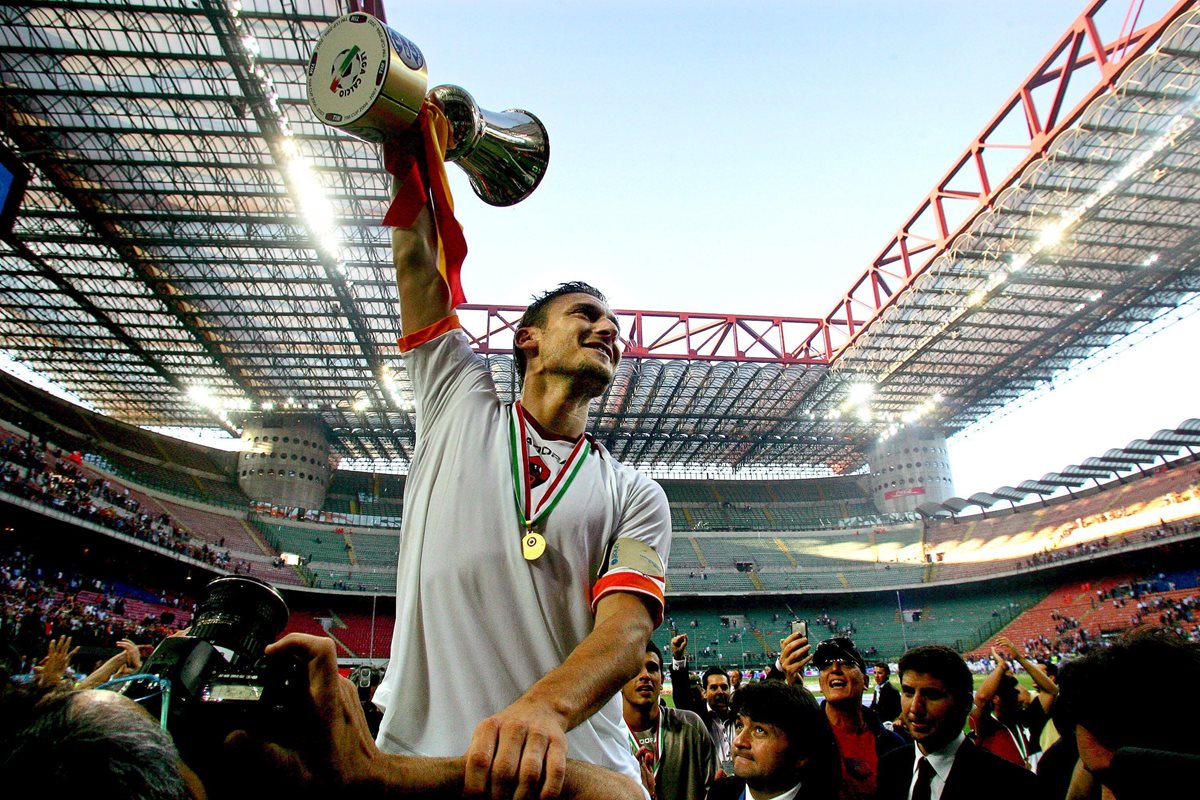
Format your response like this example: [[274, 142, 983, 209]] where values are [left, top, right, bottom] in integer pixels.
[[871, 661, 902, 725], [708, 681, 840, 800], [877, 645, 1038, 800], [669, 634, 734, 771]]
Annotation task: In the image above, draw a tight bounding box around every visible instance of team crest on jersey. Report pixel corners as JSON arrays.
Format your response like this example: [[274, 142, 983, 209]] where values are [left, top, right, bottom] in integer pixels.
[[527, 456, 550, 488]]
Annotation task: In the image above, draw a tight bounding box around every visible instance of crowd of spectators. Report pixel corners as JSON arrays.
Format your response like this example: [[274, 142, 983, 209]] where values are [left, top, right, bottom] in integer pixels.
[[0, 546, 190, 677], [1, 433, 254, 575]]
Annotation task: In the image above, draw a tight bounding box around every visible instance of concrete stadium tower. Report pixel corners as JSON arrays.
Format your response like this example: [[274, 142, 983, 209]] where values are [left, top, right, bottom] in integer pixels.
[[236, 416, 332, 511], [869, 425, 955, 514]]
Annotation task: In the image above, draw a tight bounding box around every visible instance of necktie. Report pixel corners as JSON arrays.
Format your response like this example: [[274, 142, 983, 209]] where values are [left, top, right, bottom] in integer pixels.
[[912, 756, 936, 800]]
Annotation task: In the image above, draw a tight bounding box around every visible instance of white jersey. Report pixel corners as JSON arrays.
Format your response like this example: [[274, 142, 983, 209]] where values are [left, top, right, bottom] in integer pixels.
[[373, 317, 672, 781]]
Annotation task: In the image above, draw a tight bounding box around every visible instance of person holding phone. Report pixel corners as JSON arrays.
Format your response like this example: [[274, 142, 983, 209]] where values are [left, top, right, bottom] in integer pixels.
[[779, 634, 904, 800]]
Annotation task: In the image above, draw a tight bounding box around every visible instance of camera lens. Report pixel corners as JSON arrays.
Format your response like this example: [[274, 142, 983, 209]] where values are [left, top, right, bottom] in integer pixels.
[[189, 576, 289, 667]]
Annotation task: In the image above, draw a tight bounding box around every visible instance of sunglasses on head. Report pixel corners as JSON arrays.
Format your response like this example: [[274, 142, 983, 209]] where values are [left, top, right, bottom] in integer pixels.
[[812, 639, 862, 671]]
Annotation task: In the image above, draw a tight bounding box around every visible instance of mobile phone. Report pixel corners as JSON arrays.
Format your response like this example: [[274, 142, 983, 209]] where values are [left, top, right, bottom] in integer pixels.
[[790, 619, 807, 638]]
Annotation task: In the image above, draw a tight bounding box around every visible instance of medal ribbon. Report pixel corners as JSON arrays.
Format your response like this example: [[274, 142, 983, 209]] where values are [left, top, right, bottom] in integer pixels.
[[1005, 722, 1029, 767], [507, 402, 590, 534], [625, 711, 664, 777]]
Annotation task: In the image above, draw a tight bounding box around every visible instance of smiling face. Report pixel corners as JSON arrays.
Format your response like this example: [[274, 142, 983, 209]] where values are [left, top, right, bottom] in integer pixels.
[[620, 649, 663, 716], [704, 673, 731, 714], [819, 659, 866, 706], [901, 670, 970, 754], [517, 292, 621, 397]]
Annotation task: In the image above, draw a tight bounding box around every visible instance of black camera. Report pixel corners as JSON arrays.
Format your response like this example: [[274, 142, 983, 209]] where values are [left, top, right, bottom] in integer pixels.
[[117, 576, 307, 768]]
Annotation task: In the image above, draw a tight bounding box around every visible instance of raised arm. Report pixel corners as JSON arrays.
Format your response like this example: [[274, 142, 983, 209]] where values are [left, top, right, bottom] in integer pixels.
[[778, 631, 813, 687], [464, 592, 655, 800], [668, 634, 701, 714], [995, 635, 1058, 712], [970, 647, 1008, 727], [392, 200, 452, 337], [77, 638, 142, 690]]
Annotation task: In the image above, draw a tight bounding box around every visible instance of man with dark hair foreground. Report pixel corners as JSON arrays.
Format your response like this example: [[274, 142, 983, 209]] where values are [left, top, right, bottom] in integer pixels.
[[620, 640, 716, 800], [709, 680, 840, 800], [876, 645, 1038, 800], [1055, 626, 1200, 800]]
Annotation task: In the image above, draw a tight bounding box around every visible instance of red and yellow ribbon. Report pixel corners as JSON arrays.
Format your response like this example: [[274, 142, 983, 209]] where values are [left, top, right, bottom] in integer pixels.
[[382, 100, 468, 308]]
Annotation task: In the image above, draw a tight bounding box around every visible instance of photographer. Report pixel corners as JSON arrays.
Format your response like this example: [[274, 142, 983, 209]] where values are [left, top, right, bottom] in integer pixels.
[[226, 633, 646, 800], [2, 632, 644, 800], [0, 681, 202, 800]]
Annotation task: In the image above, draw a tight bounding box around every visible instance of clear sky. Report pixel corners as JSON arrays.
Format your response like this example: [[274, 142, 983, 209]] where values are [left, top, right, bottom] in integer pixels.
[[379, 0, 1197, 496]]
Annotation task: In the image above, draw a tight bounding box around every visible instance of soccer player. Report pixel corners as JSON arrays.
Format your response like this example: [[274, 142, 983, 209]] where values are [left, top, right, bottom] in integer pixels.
[[372, 116, 672, 799]]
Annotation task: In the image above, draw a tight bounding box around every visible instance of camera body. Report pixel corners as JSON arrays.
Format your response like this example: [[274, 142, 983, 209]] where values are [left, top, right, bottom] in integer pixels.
[[117, 576, 304, 767], [791, 619, 807, 639]]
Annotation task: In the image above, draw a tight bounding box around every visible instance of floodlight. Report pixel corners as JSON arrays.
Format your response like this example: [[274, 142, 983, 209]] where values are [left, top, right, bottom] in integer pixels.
[[847, 383, 874, 405]]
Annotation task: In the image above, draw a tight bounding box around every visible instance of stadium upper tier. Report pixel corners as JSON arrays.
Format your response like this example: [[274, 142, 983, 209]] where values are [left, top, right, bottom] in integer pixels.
[[1, 1, 1199, 477], [5, 384, 1196, 600], [4, 364, 1199, 602]]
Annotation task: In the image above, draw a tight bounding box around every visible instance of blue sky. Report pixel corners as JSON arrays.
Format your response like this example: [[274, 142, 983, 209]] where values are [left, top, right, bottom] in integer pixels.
[[380, 0, 1197, 495]]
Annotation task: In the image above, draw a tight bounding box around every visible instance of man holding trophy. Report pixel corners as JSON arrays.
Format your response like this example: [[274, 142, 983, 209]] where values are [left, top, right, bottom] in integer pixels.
[[306, 12, 673, 800]]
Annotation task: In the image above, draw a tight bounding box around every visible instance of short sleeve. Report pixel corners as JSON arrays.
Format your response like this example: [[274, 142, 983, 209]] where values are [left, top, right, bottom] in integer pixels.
[[590, 475, 671, 627]]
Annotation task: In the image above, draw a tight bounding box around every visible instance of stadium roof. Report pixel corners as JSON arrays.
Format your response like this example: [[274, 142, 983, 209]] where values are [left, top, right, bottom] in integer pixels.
[[915, 416, 1199, 516], [1, 0, 1198, 476]]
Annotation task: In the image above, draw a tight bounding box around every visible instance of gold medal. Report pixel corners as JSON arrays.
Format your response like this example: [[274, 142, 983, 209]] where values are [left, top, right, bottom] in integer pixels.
[[522, 531, 546, 561], [509, 403, 590, 565]]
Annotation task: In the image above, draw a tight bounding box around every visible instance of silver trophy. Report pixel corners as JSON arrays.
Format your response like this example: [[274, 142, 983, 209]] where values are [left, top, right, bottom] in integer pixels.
[[306, 13, 549, 206]]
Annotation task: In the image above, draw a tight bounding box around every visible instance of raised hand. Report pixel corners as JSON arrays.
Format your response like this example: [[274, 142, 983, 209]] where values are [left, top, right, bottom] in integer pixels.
[[35, 635, 79, 689], [778, 632, 812, 686], [670, 633, 688, 661]]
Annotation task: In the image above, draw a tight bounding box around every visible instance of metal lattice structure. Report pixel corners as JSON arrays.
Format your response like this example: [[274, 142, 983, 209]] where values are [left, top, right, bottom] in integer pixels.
[[1, 0, 1198, 477]]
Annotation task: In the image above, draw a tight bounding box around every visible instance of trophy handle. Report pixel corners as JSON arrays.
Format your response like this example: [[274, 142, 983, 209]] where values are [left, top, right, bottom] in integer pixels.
[[428, 84, 550, 207]]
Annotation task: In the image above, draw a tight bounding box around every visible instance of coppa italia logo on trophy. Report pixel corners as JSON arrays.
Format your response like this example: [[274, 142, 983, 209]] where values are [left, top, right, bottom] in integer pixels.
[[330, 44, 368, 97]]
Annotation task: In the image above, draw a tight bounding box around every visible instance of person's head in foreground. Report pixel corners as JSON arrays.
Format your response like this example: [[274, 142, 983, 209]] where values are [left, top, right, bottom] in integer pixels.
[[728, 680, 840, 800]]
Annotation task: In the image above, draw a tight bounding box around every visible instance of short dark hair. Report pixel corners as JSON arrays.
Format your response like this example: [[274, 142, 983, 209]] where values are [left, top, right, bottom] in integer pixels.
[[732, 681, 840, 799], [645, 639, 663, 666], [1056, 627, 1200, 754], [512, 281, 608, 381], [875, 662, 891, 677], [898, 645, 974, 723], [702, 665, 729, 688]]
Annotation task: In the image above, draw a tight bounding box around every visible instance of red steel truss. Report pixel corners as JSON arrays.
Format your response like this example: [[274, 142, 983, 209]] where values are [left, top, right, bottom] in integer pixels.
[[803, 0, 1197, 362], [455, 305, 830, 364]]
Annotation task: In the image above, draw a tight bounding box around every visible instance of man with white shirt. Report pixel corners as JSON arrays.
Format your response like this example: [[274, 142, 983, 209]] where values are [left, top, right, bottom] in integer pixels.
[[708, 681, 840, 800], [877, 646, 1038, 800], [374, 131, 672, 800]]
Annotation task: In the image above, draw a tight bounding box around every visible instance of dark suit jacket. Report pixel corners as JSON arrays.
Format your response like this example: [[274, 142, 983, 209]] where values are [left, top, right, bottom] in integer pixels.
[[877, 739, 1039, 800], [669, 662, 719, 731], [872, 680, 902, 724], [709, 775, 837, 800]]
